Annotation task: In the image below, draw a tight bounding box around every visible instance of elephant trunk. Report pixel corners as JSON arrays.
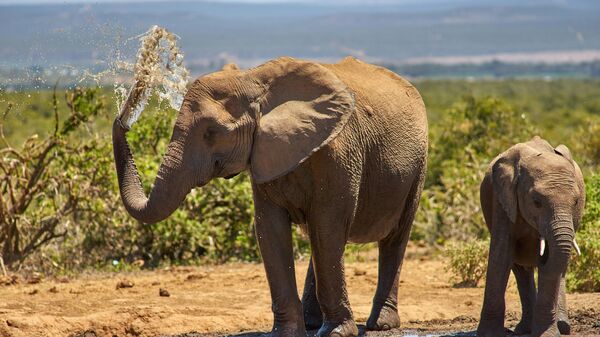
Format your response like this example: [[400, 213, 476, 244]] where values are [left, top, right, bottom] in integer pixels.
[[112, 119, 195, 224], [533, 215, 574, 336]]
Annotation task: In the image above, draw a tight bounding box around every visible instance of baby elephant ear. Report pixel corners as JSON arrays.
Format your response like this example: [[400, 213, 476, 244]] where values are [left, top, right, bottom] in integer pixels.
[[250, 59, 355, 183], [554, 144, 573, 162], [491, 151, 519, 223]]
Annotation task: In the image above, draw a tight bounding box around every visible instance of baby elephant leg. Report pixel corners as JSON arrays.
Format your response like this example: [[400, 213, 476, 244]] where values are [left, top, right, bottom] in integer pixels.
[[512, 264, 536, 335]]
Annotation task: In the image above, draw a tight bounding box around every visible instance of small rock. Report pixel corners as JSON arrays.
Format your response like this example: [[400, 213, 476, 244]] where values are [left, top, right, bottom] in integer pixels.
[[75, 330, 98, 337], [186, 273, 207, 281], [151, 281, 160, 286], [26, 273, 42, 284], [57, 276, 70, 283], [116, 280, 134, 289], [0, 275, 19, 286], [132, 259, 145, 268], [353, 268, 366, 276], [159, 288, 170, 297], [49, 286, 59, 293], [6, 318, 28, 328], [28, 288, 38, 295]]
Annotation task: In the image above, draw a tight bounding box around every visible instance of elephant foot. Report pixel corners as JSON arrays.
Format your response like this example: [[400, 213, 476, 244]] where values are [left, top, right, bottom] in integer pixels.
[[557, 319, 571, 335], [316, 320, 358, 337], [268, 325, 308, 337], [366, 305, 400, 331], [532, 324, 560, 337], [303, 305, 323, 330], [477, 319, 509, 337], [513, 319, 532, 335]]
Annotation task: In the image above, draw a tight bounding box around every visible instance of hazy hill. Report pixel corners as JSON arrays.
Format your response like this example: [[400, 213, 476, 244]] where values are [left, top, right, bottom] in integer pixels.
[[0, 0, 599, 71]]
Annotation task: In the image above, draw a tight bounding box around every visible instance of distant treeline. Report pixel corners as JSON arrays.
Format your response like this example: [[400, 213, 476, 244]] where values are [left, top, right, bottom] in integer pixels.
[[386, 60, 600, 79], [2, 61, 600, 91]]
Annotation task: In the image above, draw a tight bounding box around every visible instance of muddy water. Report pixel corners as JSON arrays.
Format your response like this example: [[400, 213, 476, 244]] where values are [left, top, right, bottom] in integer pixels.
[[116, 25, 190, 128]]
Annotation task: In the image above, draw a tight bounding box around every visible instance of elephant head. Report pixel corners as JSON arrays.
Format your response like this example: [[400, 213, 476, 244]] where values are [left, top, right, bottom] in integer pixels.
[[112, 57, 355, 224]]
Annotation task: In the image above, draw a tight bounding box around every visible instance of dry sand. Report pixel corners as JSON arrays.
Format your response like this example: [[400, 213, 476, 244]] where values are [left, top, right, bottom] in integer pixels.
[[1, 248, 598, 337]]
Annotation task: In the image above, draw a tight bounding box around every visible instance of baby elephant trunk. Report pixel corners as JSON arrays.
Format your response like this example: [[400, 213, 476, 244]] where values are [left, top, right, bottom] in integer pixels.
[[547, 217, 574, 268], [534, 216, 574, 336]]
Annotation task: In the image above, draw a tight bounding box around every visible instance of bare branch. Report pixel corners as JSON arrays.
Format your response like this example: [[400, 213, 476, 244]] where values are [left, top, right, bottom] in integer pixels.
[[53, 82, 59, 137]]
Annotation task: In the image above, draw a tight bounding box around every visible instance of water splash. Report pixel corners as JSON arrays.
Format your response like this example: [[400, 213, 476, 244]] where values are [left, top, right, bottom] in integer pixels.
[[117, 25, 189, 129]]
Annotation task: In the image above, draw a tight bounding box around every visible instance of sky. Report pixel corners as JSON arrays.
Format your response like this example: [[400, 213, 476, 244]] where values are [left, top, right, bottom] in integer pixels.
[[0, 0, 301, 3], [0, 0, 434, 4], [0, 0, 365, 3]]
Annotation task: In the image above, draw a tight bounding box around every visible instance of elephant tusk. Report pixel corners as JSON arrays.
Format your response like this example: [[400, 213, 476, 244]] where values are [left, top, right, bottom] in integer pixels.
[[573, 239, 581, 256], [540, 238, 546, 257]]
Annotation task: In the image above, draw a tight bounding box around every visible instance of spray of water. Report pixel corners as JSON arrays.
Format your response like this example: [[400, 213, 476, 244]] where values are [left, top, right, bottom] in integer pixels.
[[117, 25, 189, 129]]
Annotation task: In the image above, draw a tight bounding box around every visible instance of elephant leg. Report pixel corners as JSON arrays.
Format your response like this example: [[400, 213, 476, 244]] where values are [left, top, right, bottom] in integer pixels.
[[308, 219, 358, 337], [367, 220, 413, 330], [301, 258, 323, 330], [367, 173, 423, 331], [556, 276, 570, 335], [253, 185, 305, 337], [365, 226, 409, 331], [512, 264, 536, 335], [477, 204, 514, 337]]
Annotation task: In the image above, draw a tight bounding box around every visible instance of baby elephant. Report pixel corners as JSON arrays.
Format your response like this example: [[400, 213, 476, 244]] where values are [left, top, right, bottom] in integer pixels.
[[477, 136, 585, 337]]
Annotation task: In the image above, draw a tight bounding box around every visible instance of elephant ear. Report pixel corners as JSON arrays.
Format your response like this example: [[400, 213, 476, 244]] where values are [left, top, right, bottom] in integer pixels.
[[491, 150, 519, 223], [554, 144, 573, 162], [250, 58, 355, 183]]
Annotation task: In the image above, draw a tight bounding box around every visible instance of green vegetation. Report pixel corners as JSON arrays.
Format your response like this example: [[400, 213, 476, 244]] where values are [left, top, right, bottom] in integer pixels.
[[567, 173, 600, 292], [444, 239, 489, 288], [387, 61, 600, 79], [0, 79, 598, 292]]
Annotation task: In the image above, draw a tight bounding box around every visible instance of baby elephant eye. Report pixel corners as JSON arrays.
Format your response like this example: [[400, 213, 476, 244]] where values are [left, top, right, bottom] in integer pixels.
[[533, 199, 543, 208]]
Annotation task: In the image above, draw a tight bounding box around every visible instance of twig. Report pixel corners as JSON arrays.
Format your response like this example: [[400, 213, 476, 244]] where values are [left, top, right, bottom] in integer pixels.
[[53, 81, 59, 137], [2, 102, 12, 120], [0, 254, 7, 276]]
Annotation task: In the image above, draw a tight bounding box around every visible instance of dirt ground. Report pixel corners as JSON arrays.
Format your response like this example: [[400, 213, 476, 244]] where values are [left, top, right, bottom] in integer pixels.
[[1, 247, 599, 337]]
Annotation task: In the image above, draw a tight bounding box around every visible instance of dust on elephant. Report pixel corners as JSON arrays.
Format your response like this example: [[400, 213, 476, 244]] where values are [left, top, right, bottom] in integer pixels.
[[112, 56, 428, 337], [478, 136, 585, 337]]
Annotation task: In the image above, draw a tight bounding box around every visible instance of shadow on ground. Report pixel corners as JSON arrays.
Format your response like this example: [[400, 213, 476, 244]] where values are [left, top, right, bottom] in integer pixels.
[[160, 325, 480, 337]]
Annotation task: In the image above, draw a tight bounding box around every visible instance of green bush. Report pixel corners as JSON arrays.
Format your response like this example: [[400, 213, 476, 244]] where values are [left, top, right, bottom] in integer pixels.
[[567, 173, 600, 292], [0, 88, 265, 272], [2, 82, 599, 278], [0, 88, 109, 269], [413, 158, 488, 244], [414, 96, 533, 244], [427, 95, 534, 186], [574, 121, 600, 169], [444, 239, 489, 287]]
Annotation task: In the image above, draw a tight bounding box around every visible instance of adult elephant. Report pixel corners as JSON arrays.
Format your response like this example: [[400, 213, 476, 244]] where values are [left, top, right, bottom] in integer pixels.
[[112, 56, 428, 337]]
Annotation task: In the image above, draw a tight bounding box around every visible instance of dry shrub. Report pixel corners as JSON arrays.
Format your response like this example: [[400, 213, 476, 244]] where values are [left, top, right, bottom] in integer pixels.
[[445, 239, 489, 288]]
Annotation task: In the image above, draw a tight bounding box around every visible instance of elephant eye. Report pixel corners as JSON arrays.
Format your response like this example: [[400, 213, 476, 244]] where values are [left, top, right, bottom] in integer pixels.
[[204, 128, 217, 145], [533, 199, 542, 208]]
